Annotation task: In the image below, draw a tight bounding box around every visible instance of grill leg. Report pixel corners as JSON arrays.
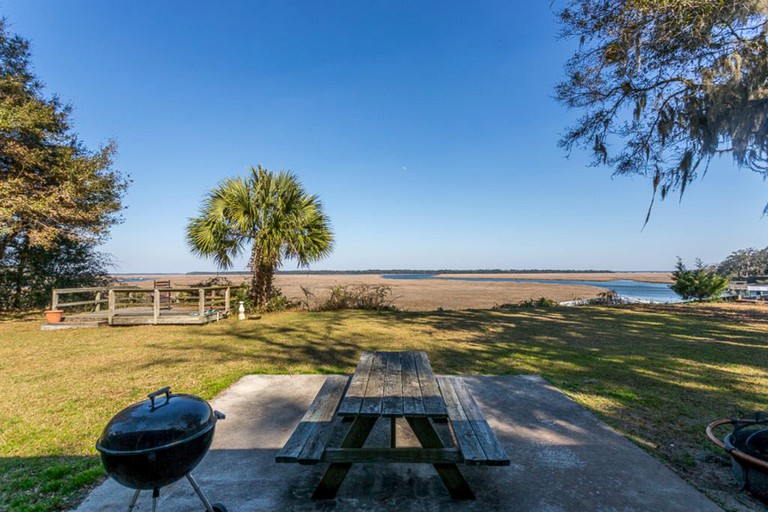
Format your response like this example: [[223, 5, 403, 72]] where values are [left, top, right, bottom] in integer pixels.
[[127, 489, 140, 512], [187, 473, 215, 512], [151, 488, 159, 512]]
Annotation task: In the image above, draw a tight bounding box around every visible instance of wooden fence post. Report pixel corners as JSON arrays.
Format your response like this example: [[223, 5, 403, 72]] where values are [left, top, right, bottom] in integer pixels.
[[95, 291, 102, 312], [108, 290, 115, 325], [225, 287, 231, 314], [153, 289, 160, 325], [198, 288, 205, 320], [52, 290, 59, 310]]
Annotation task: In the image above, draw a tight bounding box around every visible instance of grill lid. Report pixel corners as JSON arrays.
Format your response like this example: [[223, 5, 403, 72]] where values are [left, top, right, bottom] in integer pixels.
[[96, 387, 224, 455]]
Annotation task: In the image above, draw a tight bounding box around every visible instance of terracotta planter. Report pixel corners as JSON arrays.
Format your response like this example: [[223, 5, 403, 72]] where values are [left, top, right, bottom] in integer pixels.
[[44, 310, 63, 323]]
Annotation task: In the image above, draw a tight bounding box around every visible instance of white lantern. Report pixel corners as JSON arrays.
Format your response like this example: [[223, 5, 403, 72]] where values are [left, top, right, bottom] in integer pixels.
[[238, 301, 246, 320]]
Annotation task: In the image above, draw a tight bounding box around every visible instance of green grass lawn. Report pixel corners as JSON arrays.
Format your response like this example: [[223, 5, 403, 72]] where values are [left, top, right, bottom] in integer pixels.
[[1, 303, 767, 511]]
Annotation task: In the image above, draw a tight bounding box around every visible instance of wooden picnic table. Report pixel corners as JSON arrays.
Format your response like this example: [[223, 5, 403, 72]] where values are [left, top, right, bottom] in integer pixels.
[[276, 351, 510, 500]]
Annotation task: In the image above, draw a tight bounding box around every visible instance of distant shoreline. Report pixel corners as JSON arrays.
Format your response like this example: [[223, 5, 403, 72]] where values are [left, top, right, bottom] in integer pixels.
[[115, 269, 672, 276]]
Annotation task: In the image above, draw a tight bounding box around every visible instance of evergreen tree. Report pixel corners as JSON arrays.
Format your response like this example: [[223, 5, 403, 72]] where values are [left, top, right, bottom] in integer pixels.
[[671, 258, 729, 301], [0, 19, 127, 309]]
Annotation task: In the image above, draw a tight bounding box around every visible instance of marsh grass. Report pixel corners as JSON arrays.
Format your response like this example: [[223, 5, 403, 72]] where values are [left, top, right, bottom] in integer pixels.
[[1, 303, 767, 510]]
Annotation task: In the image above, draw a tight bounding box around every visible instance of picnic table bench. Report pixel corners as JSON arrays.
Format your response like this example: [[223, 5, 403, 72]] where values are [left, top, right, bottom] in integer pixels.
[[276, 351, 510, 499]]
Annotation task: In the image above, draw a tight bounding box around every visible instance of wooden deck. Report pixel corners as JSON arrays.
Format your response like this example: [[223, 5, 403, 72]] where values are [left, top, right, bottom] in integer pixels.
[[62, 307, 227, 326], [45, 285, 231, 328]]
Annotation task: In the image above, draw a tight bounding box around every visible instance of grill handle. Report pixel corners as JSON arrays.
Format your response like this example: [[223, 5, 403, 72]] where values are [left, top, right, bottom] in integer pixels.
[[148, 386, 171, 409]]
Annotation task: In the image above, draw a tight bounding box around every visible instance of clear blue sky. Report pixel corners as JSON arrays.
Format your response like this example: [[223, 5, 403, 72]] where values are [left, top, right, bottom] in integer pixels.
[[3, 1, 766, 272]]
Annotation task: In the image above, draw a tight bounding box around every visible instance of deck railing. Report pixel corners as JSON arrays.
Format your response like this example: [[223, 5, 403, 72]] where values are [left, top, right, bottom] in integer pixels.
[[52, 285, 231, 325], [52, 287, 111, 312], [107, 286, 231, 325]]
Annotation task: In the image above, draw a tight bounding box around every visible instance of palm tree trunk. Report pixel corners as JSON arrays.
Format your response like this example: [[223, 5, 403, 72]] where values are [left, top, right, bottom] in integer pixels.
[[250, 247, 276, 309]]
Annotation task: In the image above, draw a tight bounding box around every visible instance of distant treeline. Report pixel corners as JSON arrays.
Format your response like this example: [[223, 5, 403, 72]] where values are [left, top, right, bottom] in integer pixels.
[[187, 269, 620, 275]]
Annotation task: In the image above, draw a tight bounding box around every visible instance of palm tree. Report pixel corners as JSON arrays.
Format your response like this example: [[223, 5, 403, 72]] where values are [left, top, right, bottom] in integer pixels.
[[186, 165, 333, 308]]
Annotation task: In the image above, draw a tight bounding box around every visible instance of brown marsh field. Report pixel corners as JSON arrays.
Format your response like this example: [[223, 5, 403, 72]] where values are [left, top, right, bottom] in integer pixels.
[[122, 272, 673, 310]]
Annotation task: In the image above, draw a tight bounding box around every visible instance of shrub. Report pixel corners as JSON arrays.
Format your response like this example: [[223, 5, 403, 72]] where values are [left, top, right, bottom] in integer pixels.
[[263, 287, 299, 312], [595, 290, 621, 304], [188, 276, 233, 288], [492, 297, 558, 310], [232, 282, 253, 312], [228, 282, 297, 313], [302, 285, 397, 311], [671, 258, 729, 301]]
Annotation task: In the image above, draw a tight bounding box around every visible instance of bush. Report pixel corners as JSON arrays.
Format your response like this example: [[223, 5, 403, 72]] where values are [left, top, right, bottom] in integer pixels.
[[229, 282, 297, 313], [492, 297, 558, 310], [232, 282, 253, 312], [671, 258, 729, 301], [302, 285, 397, 311], [595, 290, 621, 304], [263, 287, 299, 312], [188, 276, 233, 288]]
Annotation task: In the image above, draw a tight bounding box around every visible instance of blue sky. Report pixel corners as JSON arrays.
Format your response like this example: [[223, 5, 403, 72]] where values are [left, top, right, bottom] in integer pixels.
[[3, 1, 767, 272]]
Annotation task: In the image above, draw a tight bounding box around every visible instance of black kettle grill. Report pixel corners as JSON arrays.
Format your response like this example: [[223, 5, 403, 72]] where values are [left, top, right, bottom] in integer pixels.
[[96, 387, 227, 511]]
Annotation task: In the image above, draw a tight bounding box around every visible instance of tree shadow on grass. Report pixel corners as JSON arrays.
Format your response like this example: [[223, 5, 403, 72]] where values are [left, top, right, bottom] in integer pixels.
[[390, 305, 768, 510], [0, 455, 103, 511]]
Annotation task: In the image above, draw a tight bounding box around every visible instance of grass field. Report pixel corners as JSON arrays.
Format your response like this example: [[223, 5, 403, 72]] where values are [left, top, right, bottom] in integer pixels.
[[1, 302, 767, 511]]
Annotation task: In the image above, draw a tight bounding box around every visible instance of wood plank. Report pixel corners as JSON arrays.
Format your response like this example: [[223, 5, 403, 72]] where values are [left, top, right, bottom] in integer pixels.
[[323, 447, 463, 464], [54, 286, 108, 294], [311, 416, 378, 499], [414, 351, 448, 417], [360, 352, 386, 415], [401, 351, 426, 416], [275, 422, 314, 463], [297, 376, 350, 463], [276, 375, 349, 464], [338, 352, 374, 416], [450, 377, 510, 466], [55, 299, 109, 308], [436, 376, 487, 464], [298, 376, 349, 423], [406, 417, 475, 500], [382, 352, 404, 417]]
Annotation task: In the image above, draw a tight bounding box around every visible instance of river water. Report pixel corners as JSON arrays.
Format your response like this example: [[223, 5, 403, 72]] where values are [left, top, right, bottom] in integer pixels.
[[381, 275, 679, 303]]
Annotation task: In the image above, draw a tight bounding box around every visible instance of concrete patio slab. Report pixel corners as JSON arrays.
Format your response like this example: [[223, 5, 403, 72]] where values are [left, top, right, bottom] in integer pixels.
[[74, 375, 721, 511]]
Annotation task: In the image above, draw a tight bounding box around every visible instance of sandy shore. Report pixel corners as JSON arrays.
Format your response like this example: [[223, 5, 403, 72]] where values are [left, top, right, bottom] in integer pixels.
[[115, 272, 670, 311]]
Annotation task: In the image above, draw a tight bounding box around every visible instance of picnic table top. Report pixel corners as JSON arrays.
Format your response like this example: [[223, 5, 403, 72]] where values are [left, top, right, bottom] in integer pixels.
[[337, 351, 448, 418]]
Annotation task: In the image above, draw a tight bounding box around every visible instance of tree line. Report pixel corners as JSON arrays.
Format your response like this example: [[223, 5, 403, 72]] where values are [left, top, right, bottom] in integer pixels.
[[716, 247, 768, 279]]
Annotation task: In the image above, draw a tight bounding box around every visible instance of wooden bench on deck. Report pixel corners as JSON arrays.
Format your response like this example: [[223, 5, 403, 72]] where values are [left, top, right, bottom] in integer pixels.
[[275, 351, 509, 500], [153, 279, 172, 309]]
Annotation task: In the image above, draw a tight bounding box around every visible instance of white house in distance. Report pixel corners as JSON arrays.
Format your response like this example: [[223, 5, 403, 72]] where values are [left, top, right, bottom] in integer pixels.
[[728, 281, 768, 300]]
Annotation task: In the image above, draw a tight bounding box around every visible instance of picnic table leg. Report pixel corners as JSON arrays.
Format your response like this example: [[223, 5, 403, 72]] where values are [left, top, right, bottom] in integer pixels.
[[312, 416, 377, 499], [406, 417, 475, 500]]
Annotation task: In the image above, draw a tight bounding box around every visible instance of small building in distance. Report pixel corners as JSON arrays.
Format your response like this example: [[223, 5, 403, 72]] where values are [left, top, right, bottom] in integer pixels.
[[728, 280, 768, 300]]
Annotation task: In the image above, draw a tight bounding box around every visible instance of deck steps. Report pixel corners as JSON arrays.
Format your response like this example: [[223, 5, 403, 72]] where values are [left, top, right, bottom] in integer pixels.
[[41, 320, 107, 330]]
